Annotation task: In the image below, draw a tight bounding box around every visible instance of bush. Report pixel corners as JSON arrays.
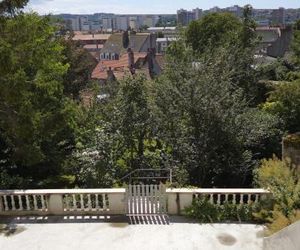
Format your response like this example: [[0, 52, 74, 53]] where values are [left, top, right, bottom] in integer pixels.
[[184, 197, 257, 223], [254, 157, 300, 234]]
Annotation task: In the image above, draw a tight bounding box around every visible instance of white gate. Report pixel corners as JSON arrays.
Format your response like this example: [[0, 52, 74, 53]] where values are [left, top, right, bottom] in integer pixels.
[[126, 184, 167, 215]]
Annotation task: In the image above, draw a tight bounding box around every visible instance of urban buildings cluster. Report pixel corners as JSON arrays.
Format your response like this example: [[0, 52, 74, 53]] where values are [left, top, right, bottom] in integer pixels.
[[60, 13, 175, 32], [177, 6, 300, 26], [57, 6, 300, 33]]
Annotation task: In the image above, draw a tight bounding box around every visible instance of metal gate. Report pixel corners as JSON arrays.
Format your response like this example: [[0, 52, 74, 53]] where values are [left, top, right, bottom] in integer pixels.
[[126, 184, 167, 215]]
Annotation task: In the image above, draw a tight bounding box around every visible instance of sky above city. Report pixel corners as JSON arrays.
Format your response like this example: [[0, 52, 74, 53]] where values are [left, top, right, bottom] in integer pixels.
[[26, 0, 300, 15]]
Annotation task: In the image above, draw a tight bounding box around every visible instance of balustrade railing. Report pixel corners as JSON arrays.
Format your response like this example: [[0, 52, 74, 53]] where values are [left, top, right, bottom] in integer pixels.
[[0, 188, 270, 216]]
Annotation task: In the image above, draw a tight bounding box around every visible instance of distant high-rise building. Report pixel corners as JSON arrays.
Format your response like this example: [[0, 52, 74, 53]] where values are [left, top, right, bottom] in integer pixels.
[[70, 17, 80, 31], [193, 8, 203, 20], [272, 8, 286, 25], [91, 21, 101, 31], [129, 16, 138, 30], [102, 18, 113, 30], [177, 9, 189, 26], [225, 5, 243, 17], [144, 15, 156, 27], [209, 6, 221, 13], [116, 16, 129, 31], [177, 8, 202, 26]]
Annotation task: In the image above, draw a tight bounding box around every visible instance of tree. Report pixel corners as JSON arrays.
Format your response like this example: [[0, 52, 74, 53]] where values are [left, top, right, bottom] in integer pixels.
[[0, 0, 28, 16], [291, 20, 300, 66], [0, 13, 81, 187], [262, 80, 300, 133], [186, 12, 242, 54], [68, 74, 174, 187], [184, 8, 260, 104], [155, 41, 281, 187], [61, 37, 98, 100], [122, 30, 129, 49]]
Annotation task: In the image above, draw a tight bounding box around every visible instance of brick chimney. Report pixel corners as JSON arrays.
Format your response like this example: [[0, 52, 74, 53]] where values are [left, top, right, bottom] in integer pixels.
[[147, 48, 155, 79], [107, 67, 116, 82], [127, 48, 135, 75]]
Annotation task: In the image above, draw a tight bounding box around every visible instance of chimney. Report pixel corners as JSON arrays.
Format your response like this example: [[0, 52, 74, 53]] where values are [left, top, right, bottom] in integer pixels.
[[107, 67, 116, 82], [127, 48, 135, 75], [147, 48, 155, 79]]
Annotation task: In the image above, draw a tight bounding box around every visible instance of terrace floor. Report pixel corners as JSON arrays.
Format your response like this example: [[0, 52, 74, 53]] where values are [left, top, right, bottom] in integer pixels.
[[0, 215, 265, 250]]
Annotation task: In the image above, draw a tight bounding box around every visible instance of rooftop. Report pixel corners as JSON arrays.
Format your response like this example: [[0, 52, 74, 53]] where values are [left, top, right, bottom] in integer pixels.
[[91, 52, 149, 80], [72, 33, 111, 41], [101, 33, 150, 55]]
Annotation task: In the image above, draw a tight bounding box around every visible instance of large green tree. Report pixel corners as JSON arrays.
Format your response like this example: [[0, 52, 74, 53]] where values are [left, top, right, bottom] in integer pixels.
[[155, 41, 281, 187], [61, 37, 98, 100], [185, 7, 261, 104], [0, 13, 81, 188], [292, 19, 300, 66], [262, 80, 300, 133]]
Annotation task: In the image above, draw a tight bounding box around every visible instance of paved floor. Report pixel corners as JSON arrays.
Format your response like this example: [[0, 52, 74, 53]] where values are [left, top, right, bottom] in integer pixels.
[[0, 216, 264, 250]]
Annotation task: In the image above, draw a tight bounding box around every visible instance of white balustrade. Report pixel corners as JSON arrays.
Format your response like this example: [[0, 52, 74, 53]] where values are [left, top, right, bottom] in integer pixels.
[[0, 188, 270, 216], [166, 188, 271, 215]]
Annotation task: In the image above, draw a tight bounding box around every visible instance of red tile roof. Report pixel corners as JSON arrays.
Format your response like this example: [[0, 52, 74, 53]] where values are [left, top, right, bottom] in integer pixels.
[[92, 53, 148, 80]]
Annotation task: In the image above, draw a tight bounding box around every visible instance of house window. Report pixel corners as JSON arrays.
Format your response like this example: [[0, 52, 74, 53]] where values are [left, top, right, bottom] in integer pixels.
[[111, 53, 115, 60]]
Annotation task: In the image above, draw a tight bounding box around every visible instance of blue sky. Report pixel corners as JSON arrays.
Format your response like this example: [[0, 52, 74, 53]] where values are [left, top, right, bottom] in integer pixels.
[[27, 0, 300, 15]]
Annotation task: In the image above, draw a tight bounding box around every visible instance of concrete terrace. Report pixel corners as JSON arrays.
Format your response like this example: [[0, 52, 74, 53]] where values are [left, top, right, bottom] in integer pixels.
[[0, 216, 264, 250]]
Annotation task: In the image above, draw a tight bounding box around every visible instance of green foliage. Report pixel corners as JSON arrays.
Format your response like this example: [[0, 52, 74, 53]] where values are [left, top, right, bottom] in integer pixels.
[[186, 13, 242, 54], [156, 40, 281, 187], [61, 37, 98, 100], [186, 8, 257, 55], [0, 13, 83, 187], [0, 0, 28, 16], [262, 80, 300, 133], [292, 20, 300, 65], [254, 157, 300, 216], [185, 198, 256, 223], [254, 157, 300, 234]]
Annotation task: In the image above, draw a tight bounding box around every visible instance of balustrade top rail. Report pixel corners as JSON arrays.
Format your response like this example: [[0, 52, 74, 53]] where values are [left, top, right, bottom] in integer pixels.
[[0, 189, 126, 195], [166, 188, 270, 194], [0, 188, 269, 195]]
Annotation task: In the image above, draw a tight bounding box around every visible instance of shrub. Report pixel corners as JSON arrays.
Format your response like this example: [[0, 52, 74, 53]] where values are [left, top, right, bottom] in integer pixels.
[[254, 157, 300, 234], [184, 197, 257, 223]]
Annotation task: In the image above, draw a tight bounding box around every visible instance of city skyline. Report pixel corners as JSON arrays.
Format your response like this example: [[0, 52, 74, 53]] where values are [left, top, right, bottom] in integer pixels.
[[27, 0, 300, 15]]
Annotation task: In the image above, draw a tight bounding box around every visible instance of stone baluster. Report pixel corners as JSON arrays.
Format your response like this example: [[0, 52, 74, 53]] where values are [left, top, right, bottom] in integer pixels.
[[33, 195, 38, 210], [3, 195, 8, 211], [95, 194, 99, 210], [240, 194, 244, 205], [209, 194, 214, 204], [72, 194, 76, 211], [18, 195, 23, 210], [26, 195, 30, 210], [10, 195, 16, 210], [225, 194, 229, 203], [247, 194, 252, 204], [80, 194, 84, 210], [65, 195, 70, 211], [255, 194, 259, 203], [88, 194, 92, 210], [102, 194, 108, 211], [217, 194, 221, 205], [232, 194, 236, 204], [41, 195, 46, 211]]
